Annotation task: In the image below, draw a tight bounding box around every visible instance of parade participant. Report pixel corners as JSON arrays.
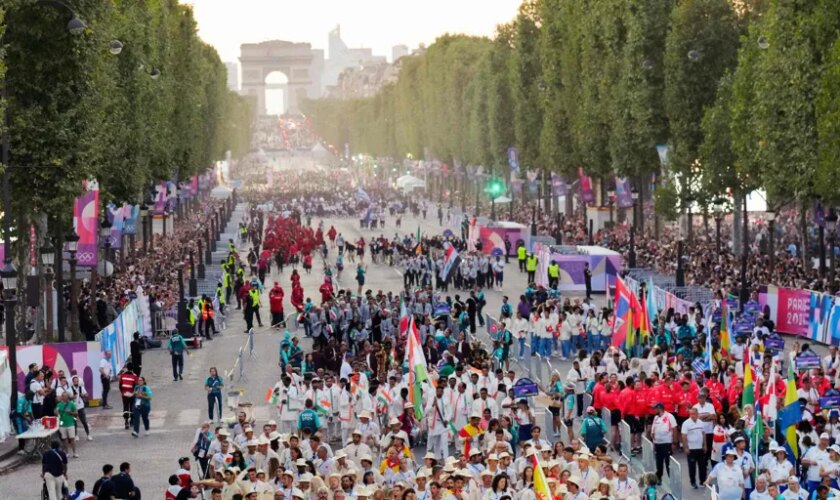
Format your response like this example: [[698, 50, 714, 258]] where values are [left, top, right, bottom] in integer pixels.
[[206, 367, 224, 422], [56, 391, 79, 458], [169, 329, 188, 381], [131, 376, 153, 437], [650, 402, 677, 485], [118, 363, 138, 430], [269, 282, 286, 328]]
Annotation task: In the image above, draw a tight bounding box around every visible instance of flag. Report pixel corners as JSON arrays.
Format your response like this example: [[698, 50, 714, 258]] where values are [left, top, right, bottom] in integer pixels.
[[705, 315, 714, 372], [647, 278, 657, 326], [751, 404, 764, 482], [779, 362, 801, 459], [720, 303, 731, 354], [399, 299, 410, 337], [376, 386, 392, 415], [529, 452, 552, 500], [578, 167, 595, 204], [404, 316, 428, 420], [766, 362, 778, 421], [416, 226, 421, 242], [611, 276, 633, 347], [742, 347, 755, 409], [638, 289, 652, 341], [458, 423, 482, 457], [356, 187, 371, 203], [439, 243, 461, 282]]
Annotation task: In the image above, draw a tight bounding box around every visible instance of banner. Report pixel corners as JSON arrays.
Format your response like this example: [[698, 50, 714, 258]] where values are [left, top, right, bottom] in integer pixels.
[[106, 203, 125, 249], [615, 177, 634, 209], [578, 167, 595, 205], [656, 144, 670, 167], [511, 178, 523, 194], [1, 342, 105, 400], [166, 181, 178, 213], [190, 175, 199, 196], [153, 181, 167, 215], [758, 285, 840, 345], [551, 174, 567, 197], [122, 204, 139, 236], [507, 147, 520, 173], [96, 298, 150, 376], [73, 180, 99, 268]]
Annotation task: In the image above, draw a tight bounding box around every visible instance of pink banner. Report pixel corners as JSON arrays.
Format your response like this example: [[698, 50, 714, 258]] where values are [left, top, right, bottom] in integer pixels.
[[760, 285, 810, 336], [73, 185, 99, 268], [153, 181, 167, 215], [578, 167, 595, 205]]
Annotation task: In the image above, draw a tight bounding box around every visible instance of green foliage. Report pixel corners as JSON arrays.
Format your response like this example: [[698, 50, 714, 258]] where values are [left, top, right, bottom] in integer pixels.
[[654, 184, 679, 222], [0, 0, 251, 229]]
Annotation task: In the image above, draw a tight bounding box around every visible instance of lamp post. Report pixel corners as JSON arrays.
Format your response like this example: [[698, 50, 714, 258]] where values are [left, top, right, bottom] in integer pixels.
[[197, 239, 206, 279], [588, 219, 594, 246], [1, 261, 17, 408], [66, 230, 80, 340], [189, 249, 197, 297], [827, 210, 838, 282], [139, 204, 149, 253], [175, 266, 192, 336], [767, 210, 777, 276], [713, 201, 724, 254], [820, 216, 828, 280], [530, 205, 537, 237], [607, 189, 615, 226], [40, 242, 56, 342], [739, 194, 749, 309], [100, 217, 112, 263], [676, 238, 685, 287], [204, 228, 212, 264]]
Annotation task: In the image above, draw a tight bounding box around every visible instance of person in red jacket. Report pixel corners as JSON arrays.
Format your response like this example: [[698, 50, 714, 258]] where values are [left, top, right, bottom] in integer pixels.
[[319, 277, 334, 304], [655, 376, 678, 415], [269, 282, 285, 328], [290, 283, 305, 313], [601, 383, 621, 447], [675, 380, 698, 428], [623, 378, 648, 455], [327, 226, 337, 247]]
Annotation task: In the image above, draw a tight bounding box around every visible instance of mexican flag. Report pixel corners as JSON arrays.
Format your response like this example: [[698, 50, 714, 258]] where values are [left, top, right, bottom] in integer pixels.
[[403, 315, 428, 420]]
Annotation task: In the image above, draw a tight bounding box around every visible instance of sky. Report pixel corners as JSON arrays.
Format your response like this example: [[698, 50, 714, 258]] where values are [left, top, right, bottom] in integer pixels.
[[180, 0, 523, 63]]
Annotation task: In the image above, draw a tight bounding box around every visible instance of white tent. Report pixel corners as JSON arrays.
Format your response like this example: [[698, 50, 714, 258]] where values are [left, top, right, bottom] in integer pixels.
[[493, 196, 512, 204], [396, 175, 426, 190]]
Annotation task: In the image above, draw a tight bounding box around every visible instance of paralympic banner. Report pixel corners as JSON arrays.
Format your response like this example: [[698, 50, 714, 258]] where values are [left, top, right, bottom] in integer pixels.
[[96, 299, 148, 376], [578, 167, 595, 205], [73, 180, 99, 268], [615, 177, 634, 209], [0, 342, 105, 400], [106, 203, 125, 249], [551, 174, 567, 197], [759, 285, 840, 345], [154, 180, 167, 215]]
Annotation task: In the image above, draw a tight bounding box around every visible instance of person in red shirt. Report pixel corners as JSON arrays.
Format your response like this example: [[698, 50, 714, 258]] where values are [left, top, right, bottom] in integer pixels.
[[655, 376, 678, 414], [592, 374, 609, 411], [327, 226, 337, 247], [290, 283, 305, 313], [624, 379, 649, 455], [675, 380, 698, 428], [319, 278, 334, 304], [601, 383, 621, 446], [269, 282, 285, 328], [118, 364, 139, 430]]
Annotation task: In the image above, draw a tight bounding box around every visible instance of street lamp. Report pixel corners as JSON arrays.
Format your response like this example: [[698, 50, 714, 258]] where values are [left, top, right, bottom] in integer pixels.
[[827, 210, 838, 282], [175, 266, 192, 337], [629, 185, 639, 269], [66, 230, 80, 340], [531, 205, 537, 237], [607, 189, 615, 226], [197, 239, 206, 279], [100, 217, 112, 263], [766, 210, 777, 277], [189, 249, 197, 297], [40, 242, 56, 341], [139, 203, 149, 253]]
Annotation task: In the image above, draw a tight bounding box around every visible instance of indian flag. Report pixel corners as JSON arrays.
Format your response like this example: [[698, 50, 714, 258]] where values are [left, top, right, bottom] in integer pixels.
[[529, 452, 552, 500], [742, 346, 754, 409], [404, 315, 428, 420]]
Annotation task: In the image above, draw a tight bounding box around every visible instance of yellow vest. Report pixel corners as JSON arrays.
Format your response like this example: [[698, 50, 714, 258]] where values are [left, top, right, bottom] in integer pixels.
[[526, 256, 538, 272], [548, 264, 559, 278], [517, 247, 526, 260], [249, 288, 260, 307]]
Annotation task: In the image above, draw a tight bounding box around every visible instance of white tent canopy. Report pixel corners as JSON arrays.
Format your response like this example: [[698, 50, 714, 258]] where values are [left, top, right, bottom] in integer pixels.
[[396, 175, 426, 189], [493, 196, 512, 204]]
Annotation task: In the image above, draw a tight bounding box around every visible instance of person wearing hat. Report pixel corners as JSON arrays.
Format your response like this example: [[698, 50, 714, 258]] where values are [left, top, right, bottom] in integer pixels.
[[804, 433, 832, 491], [767, 446, 794, 489], [345, 429, 373, 469], [425, 383, 454, 461], [458, 412, 486, 458], [705, 449, 745, 500], [650, 401, 677, 485], [575, 452, 600, 494], [565, 475, 587, 500], [580, 406, 607, 453]]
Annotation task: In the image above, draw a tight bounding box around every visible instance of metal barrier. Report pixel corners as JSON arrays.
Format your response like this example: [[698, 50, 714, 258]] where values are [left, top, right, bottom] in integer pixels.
[[582, 393, 593, 413], [641, 436, 655, 473], [619, 420, 632, 462], [668, 456, 682, 500], [559, 419, 570, 446], [708, 484, 718, 500], [600, 407, 612, 450], [544, 407, 553, 439]]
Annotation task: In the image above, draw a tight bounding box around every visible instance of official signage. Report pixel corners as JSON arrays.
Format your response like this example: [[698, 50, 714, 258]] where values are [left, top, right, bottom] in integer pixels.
[[795, 353, 821, 370], [513, 378, 539, 398]]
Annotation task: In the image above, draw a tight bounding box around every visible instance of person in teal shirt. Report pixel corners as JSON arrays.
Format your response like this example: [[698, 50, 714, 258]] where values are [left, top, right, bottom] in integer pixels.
[[168, 332, 188, 381], [13, 392, 33, 452], [205, 367, 224, 422], [297, 399, 321, 434], [131, 376, 152, 437]]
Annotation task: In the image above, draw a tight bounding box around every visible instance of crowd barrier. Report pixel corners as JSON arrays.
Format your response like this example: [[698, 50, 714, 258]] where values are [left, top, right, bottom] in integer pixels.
[[619, 420, 632, 462], [641, 437, 655, 472], [668, 456, 682, 499]]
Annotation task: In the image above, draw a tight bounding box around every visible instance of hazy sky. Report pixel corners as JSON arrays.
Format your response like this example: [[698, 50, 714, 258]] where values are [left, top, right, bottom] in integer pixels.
[[180, 0, 523, 63]]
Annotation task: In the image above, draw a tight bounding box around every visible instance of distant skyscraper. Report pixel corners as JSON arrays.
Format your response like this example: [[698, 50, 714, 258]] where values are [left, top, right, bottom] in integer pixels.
[[224, 62, 240, 91], [392, 45, 409, 62]]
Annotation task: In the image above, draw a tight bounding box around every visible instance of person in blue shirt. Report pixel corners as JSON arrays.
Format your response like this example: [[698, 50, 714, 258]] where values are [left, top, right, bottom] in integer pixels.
[[205, 367, 224, 422], [297, 399, 321, 435]]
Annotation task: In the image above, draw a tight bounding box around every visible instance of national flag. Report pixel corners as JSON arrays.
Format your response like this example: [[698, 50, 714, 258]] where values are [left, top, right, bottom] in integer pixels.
[[529, 452, 552, 500], [399, 298, 410, 337], [751, 404, 764, 482], [611, 276, 633, 347], [376, 386, 392, 415], [458, 423, 482, 457], [638, 288, 652, 340], [720, 302, 731, 354], [403, 316, 428, 419], [742, 347, 754, 409], [766, 362, 778, 421], [356, 187, 371, 203], [439, 243, 461, 282], [779, 362, 802, 459], [705, 315, 714, 372], [363, 207, 372, 226], [647, 278, 657, 326]]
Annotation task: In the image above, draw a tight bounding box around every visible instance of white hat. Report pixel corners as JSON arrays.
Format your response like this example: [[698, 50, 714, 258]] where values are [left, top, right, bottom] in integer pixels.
[[360, 454, 373, 463], [725, 449, 738, 457], [256, 436, 270, 446], [470, 411, 481, 419], [498, 452, 510, 459], [389, 417, 401, 426], [360, 410, 372, 419], [295, 458, 307, 466], [567, 475, 581, 486], [821, 432, 831, 440], [830, 445, 840, 454], [487, 453, 499, 461], [424, 452, 437, 460], [334, 451, 347, 460], [218, 428, 230, 437], [299, 473, 313, 482], [291, 488, 305, 499], [246, 439, 259, 447], [480, 470, 493, 477], [352, 429, 363, 436], [469, 448, 482, 457]]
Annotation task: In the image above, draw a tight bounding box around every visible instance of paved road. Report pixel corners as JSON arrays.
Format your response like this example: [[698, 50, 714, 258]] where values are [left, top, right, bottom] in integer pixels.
[[0, 208, 717, 499]]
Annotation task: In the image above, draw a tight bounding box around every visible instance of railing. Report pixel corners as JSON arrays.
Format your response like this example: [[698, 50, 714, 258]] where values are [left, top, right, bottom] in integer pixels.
[[668, 456, 682, 499]]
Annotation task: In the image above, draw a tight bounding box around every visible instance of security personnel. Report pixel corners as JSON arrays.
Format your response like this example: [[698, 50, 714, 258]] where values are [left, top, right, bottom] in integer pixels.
[[548, 260, 560, 290], [248, 284, 263, 329], [188, 298, 197, 335], [525, 253, 538, 284], [216, 281, 226, 315], [222, 268, 233, 306], [201, 294, 216, 338], [517, 244, 527, 273]]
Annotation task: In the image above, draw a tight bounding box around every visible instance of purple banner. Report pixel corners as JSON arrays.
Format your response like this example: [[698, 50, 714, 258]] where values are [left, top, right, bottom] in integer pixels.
[[153, 181, 167, 215], [73, 187, 99, 268], [578, 167, 595, 205], [615, 177, 634, 209], [511, 178, 523, 194], [507, 147, 520, 173], [815, 201, 826, 228], [551, 174, 567, 197], [105, 204, 125, 249]]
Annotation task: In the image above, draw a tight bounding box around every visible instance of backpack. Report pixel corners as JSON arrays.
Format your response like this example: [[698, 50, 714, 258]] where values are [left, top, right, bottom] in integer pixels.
[[583, 416, 605, 448]]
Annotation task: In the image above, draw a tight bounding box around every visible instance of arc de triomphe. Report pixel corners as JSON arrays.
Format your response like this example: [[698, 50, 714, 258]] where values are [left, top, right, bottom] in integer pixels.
[[240, 40, 323, 115]]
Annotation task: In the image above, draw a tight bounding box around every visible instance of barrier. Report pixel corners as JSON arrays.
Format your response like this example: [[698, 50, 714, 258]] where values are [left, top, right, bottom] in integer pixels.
[[667, 455, 682, 499], [600, 408, 612, 449], [559, 419, 570, 446], [619, 420, 632, 461], [708, 485, 719, 500], [544, 407, 553, 438], [582, 393, 593, 413], [641, 436, 655, 472]]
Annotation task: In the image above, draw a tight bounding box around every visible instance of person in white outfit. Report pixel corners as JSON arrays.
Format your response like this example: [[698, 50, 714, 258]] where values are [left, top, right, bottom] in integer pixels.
[[424, 384, 452, 461]]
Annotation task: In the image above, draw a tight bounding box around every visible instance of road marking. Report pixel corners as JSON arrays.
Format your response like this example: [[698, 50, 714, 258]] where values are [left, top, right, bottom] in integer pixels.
[[177, 408, 202, 426]]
